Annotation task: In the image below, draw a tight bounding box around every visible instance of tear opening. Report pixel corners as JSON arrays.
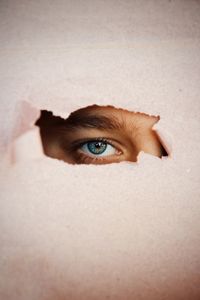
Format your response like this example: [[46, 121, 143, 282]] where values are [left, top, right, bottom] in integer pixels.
[[35, 104, 169, 165]]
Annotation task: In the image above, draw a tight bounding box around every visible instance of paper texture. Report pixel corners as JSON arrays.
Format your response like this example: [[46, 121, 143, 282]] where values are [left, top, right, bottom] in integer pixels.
[[0, 0, 200, 299]]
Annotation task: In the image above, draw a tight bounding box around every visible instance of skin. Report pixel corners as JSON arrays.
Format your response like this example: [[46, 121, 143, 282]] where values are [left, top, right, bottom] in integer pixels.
[[35, 105, 167, 165]]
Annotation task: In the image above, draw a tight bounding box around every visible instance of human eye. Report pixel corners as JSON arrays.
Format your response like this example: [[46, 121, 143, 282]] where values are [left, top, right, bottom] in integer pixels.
[[68, 138, 123, 164]]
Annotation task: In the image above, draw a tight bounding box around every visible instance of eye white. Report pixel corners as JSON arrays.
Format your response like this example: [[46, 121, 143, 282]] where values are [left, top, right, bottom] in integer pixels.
[[81, 143, 116, 157]]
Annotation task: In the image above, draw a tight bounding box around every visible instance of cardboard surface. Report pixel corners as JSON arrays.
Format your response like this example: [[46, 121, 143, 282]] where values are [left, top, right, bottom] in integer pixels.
[[0, 1, 200, 299]]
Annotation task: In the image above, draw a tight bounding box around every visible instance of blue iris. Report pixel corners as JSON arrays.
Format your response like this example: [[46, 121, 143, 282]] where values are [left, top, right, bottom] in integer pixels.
[[87, 141, 107, 155]]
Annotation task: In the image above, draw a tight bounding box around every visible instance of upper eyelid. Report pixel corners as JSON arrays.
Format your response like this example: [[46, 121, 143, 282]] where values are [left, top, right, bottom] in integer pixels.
[[69, 137, 122, 149], [62, 137, 123, 154]]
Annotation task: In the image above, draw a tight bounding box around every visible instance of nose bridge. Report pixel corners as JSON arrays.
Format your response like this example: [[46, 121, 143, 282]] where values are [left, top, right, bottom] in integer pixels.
[[124, 114, 163, 161], [128, 129, 144, 161], [119, 112, 142, 161], [120, 125, 141, 162]]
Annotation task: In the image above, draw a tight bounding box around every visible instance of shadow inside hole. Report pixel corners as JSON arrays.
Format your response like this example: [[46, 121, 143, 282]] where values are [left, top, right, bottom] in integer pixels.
[[35, 105, 168, 165]]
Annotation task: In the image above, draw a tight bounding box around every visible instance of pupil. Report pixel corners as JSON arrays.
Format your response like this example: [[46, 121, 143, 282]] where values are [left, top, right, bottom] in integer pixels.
[[88, 141, 107, 155], [95, 142, 101, 148]]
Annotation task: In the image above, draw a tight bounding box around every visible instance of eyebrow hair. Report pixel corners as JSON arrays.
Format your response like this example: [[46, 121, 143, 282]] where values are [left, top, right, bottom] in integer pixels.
[[64, 112, 122, 131], [35, 109, 122, 132]]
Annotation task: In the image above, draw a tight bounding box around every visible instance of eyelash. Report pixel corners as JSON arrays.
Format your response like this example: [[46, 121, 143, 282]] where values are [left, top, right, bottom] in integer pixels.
[[66, 138, 122, 164]]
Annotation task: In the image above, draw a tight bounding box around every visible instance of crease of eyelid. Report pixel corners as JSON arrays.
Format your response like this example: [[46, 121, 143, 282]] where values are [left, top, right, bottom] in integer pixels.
[[56, 127, 129, 149]]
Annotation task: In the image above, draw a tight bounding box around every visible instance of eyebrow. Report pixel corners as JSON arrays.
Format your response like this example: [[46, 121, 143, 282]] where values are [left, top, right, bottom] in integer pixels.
[[64, 112, 122, 131]]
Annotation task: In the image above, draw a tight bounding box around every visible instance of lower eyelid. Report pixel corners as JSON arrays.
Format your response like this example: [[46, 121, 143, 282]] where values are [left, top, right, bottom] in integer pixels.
[[77, 149, 123, 164], [73, 151, 107, 164]]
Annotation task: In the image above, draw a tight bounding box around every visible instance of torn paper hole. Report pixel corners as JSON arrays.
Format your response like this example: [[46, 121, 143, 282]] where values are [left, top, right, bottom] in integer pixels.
[[34, 104, 169, 165], [8, 101, 172, 165], [8, 102, 171, 165]]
